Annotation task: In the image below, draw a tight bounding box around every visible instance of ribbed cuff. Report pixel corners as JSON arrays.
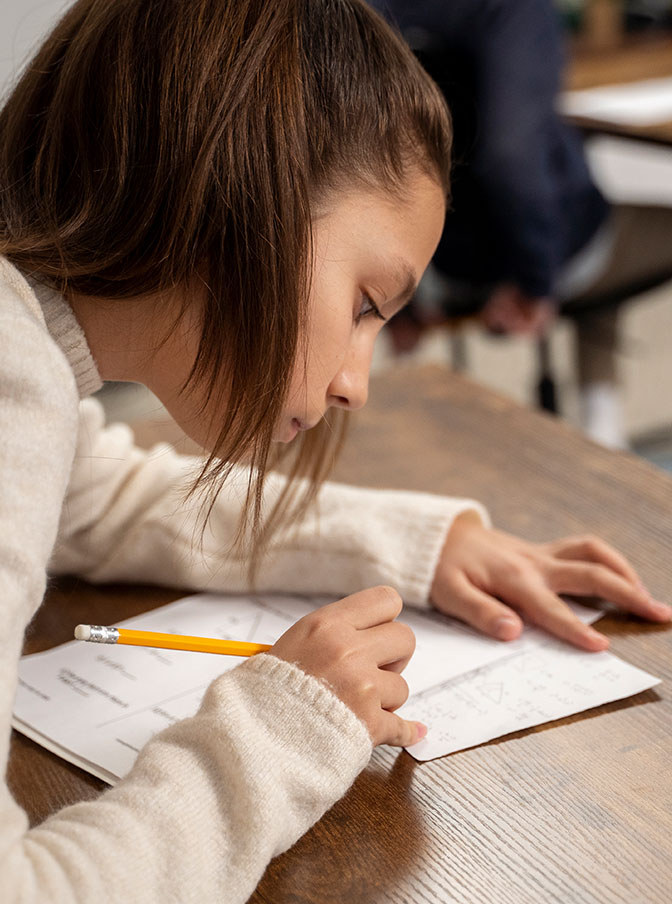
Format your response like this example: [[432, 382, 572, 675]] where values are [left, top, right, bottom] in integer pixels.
[[225, 653, 373, 771]]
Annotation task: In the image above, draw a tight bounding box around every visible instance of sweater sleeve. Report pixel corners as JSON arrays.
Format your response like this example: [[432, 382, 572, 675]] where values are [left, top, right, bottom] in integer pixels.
[[52, 398, 490, 606], [4, 655, 371, 904], [0, 283, 373, 902], [466, 0, 566, 298]]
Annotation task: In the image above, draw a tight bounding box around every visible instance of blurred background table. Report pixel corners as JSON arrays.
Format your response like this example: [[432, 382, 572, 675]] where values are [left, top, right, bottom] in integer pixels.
[[9, 367, 672, 903], [566, 34, 672, 145]]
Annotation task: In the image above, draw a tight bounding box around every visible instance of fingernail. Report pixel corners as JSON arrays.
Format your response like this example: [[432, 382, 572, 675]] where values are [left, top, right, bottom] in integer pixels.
[[414, 722, 428, 743], [651, 600, 672, 619], [494, 617, 520, 641], [587, 627, 609, 648]]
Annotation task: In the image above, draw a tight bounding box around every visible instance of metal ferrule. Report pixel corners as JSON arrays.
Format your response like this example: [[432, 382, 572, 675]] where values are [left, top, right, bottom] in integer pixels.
[[88, 625, 120, 644]]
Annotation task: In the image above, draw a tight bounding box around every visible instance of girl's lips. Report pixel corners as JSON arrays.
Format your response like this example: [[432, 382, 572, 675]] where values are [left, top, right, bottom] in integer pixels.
[[281, 417, 319, 442], [276, 418, 311, 444], [292, 418, 316, 432]]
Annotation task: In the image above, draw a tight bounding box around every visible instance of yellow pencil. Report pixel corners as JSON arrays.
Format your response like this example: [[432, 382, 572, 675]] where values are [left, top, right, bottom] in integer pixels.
[[74, 624, 272, 657]]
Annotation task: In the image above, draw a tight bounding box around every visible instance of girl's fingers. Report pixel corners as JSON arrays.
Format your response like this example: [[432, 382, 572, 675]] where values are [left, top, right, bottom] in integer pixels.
[[364, 621, 416, 672], [436, 572, 523, 641], [322, 585, 403, 630], [548, 562, 672, 622], [375, 710, 426, 748], [505, 580, 608, 651], [546, 535, 641, 587], [377, 669, 410, 712]]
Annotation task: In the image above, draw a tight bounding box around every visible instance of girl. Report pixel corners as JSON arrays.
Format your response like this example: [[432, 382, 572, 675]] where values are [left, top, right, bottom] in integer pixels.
[[1, 1, 668, 901]]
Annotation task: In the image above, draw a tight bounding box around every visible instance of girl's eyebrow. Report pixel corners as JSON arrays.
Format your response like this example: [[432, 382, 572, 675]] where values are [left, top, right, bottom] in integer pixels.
[[389, 260, 418, 308]]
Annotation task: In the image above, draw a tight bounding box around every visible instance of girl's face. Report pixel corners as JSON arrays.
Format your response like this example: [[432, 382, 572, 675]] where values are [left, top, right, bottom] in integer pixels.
[[68, 170, 444, 452], [276, 171, 445, 443]]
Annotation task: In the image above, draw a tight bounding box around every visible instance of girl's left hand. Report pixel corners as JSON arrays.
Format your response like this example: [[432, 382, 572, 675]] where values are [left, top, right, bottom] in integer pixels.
[[430, 512, 672, 651]]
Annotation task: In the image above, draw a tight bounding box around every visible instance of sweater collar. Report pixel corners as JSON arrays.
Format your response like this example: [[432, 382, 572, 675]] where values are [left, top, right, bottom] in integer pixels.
[[28, 278, 103, 399]]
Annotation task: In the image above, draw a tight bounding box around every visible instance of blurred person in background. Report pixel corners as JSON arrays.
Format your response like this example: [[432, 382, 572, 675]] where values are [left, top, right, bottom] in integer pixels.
[[370, 0, 672, 449]]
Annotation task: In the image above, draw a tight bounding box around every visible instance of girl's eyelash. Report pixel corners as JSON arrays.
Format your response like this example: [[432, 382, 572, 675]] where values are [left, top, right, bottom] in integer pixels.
[[356, 293, 386, 324]]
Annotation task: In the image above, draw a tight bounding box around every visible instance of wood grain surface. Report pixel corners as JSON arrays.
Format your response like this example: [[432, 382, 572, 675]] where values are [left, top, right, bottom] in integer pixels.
[[9, 367, 672, 903]]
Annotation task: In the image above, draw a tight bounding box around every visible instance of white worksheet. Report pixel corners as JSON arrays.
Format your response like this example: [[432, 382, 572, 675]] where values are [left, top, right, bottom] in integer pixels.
[[400, 602, 600, 693], [12, 593, 659, 781], [400, 639, 659, 761], [560, 76, 672, 127]]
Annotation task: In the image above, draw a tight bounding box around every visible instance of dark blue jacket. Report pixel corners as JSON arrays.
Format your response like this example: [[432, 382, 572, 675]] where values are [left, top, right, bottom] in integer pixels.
[[369, 0, 609, 299]]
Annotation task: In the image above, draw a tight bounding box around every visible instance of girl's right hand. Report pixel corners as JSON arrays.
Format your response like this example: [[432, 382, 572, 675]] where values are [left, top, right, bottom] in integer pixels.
[[270, 586, 425, 748]]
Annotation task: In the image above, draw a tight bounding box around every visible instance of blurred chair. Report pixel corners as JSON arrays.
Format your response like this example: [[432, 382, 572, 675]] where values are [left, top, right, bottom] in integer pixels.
[[389, 199, 672, 447], [551, 202, 672, 442]]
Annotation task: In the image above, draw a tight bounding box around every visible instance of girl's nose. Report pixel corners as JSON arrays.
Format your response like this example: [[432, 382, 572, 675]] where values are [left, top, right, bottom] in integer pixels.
[[328, 351, 371, 412]]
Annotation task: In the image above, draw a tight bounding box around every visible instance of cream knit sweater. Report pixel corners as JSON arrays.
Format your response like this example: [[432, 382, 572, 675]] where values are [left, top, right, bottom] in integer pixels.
[[0, 256, 488, 903]]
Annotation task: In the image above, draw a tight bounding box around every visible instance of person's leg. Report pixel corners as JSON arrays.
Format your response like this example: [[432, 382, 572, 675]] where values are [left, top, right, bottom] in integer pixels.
[[574, 307, 626, 448]]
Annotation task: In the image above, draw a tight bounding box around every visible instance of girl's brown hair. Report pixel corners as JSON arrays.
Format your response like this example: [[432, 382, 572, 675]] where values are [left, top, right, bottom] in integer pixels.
[[0, 0, 451, 571]]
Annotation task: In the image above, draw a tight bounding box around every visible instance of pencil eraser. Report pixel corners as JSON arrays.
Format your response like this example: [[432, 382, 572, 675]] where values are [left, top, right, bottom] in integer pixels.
[[74, 624, 91, 641]]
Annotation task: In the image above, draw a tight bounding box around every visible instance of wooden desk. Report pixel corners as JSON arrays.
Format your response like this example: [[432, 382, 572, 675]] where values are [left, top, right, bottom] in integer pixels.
[[567, 35, 672, 146], [9, 367, 672, 902]]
